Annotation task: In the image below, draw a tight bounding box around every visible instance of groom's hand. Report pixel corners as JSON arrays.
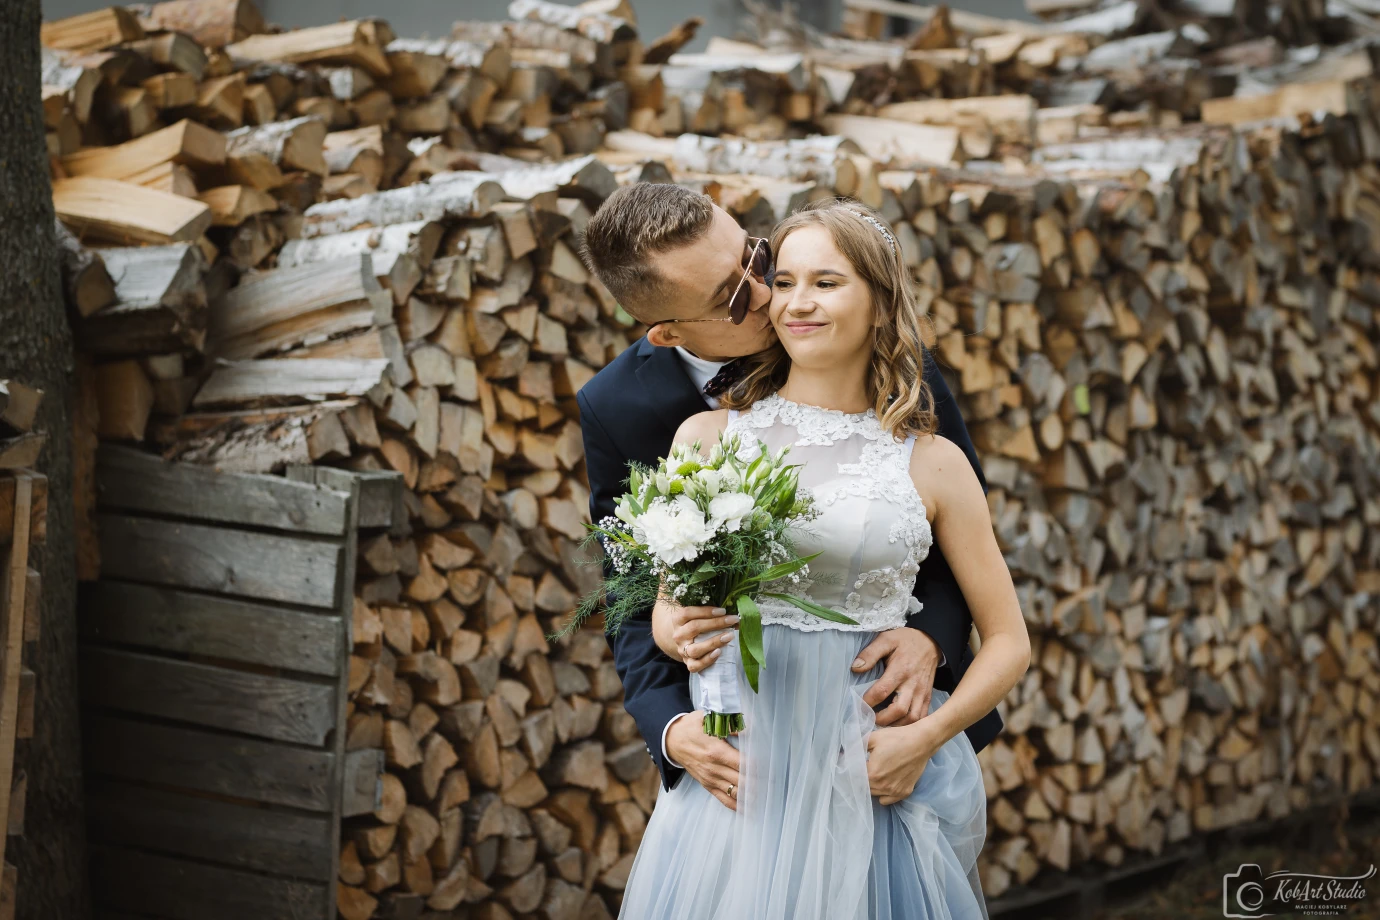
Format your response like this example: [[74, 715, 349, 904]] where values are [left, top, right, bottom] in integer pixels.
[[666, 711, 742, 811], [852, 628, 939, 727]]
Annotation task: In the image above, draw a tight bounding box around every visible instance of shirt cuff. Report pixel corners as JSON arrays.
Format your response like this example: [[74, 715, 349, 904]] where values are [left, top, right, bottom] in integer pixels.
[[661, 711, 692, 769]]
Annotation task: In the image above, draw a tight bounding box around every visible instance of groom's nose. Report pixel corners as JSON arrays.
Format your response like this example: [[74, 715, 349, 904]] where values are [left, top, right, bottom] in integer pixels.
[[746, 275, 771, 312]]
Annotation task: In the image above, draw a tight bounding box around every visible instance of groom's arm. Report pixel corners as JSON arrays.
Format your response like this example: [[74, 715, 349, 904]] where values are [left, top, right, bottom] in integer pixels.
[[912, 353, 988, 684], [576, 389, 694, 791]]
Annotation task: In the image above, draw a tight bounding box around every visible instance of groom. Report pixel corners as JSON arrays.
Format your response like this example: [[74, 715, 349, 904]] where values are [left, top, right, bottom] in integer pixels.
[[576, 183, 1003, 808]]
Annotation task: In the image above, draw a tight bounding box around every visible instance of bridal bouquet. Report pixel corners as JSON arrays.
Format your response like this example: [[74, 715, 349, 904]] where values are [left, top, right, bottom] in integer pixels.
[[567, 432, 856, 737]]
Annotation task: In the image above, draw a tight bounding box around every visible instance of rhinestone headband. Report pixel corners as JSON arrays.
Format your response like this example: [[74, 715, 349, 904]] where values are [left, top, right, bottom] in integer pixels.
[[851, 209, 897, 255]]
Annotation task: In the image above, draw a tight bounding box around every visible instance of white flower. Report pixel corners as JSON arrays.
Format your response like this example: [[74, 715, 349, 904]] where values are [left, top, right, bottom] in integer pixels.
[[696, 468, 722, 498], [708, 492, 755, 533], [719, 465, 742, 491], [614, 497, 637, 526], [636, 497, 715, 565]]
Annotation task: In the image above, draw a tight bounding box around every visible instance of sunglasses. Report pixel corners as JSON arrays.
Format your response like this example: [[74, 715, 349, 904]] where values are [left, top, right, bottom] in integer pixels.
[[647, 237, 772, 331]]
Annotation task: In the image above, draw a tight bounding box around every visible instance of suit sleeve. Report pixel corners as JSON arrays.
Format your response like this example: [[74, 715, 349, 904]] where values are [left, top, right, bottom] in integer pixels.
[[577, 390, 694, 791], [907, 351, 987, 687]]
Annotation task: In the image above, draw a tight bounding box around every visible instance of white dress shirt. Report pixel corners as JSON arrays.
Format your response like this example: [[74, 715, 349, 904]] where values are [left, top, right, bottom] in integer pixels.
[[675, 346, 724, 409], [659, 347, 944, 770]]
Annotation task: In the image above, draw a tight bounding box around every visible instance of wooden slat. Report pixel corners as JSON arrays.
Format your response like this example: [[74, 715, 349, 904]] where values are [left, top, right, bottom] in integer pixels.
[[97, 445, 350, 536], [97, 513, 343, 609], [0, 475, 44, 548], [81, 647, 336, 745], [0, 475, 33, 870], [83, 581, 343, 677], [87, 780, 333, 880], [90, 845, 324, 920], [83, 715, 335, 812], [285, 465, 401, 530]]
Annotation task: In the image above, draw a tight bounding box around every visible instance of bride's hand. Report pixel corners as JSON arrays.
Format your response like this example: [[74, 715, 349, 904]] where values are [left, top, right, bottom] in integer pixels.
[[866, 720, 942, 806], [653, 599, 740, 673]]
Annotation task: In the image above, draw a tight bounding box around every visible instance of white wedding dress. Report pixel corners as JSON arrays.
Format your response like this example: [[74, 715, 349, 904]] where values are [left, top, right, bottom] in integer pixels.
[[618, 393, 989, 920]]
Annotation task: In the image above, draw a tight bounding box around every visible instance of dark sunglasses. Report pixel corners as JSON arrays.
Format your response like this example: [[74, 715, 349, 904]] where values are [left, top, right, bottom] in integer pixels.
[[648, 237, 772, 331]]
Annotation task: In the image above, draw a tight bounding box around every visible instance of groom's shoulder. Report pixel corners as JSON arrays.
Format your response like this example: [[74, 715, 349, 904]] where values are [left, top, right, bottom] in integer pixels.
[[578, 335, 648, 412]]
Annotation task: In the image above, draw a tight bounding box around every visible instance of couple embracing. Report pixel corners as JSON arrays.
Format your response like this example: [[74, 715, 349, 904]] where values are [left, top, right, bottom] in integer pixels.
[[576, 183, 1031, 920]]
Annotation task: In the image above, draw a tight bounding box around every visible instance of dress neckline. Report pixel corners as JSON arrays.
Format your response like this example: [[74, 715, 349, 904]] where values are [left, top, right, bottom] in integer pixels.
[[768, 391, 875, 420]]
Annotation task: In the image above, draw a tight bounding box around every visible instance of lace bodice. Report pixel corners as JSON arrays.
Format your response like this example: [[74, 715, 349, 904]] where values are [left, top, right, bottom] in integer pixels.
[[726, 393, 933, 632]]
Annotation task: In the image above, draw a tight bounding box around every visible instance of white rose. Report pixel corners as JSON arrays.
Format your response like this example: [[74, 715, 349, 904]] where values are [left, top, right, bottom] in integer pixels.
[[636, 497, 715, 565], [708, 492, 756, 533]]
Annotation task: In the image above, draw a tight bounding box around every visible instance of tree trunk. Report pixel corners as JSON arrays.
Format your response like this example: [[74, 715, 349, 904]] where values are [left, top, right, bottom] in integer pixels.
[[0, 3, 90, 918]]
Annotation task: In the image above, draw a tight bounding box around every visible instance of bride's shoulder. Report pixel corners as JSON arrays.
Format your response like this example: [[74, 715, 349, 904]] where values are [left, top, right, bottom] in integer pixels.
[[672, 409, 730, 452], [906, 432, 969, 479]]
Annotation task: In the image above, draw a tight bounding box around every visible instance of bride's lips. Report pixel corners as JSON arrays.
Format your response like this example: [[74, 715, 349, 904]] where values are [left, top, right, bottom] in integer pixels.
[[783, 321, 827, 335]]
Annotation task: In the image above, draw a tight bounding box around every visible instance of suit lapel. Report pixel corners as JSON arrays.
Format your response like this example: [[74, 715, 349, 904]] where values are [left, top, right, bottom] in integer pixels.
[[634, 338, 711, 445]]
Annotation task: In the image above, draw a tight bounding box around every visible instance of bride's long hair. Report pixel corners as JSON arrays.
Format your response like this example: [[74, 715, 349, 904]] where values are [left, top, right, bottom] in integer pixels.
[[721, 199, 939, 440]]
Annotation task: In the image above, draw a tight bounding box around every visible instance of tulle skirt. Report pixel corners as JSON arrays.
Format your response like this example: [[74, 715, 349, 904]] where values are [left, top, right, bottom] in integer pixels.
[[618, 625, 989, 920]]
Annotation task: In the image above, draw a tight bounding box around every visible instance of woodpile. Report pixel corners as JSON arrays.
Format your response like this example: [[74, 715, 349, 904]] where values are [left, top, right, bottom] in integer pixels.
[[40, 0, 1380, 915], [0, 384, 47, 920]]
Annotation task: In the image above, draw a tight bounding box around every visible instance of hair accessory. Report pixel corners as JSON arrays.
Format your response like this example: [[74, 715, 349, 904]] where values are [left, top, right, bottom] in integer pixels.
[[851, 209, 897, 255]]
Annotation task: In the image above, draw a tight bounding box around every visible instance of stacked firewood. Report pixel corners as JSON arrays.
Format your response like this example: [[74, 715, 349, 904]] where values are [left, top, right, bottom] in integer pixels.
[[41, 0, 1380, 915], [0, 383, 48, 920]]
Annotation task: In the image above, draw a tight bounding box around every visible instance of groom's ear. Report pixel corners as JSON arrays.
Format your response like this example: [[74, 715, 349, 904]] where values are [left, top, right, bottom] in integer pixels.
[[646, 324, 679, 348]]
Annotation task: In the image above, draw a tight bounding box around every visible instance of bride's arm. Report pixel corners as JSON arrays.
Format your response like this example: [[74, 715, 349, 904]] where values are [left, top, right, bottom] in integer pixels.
[[911, 435, 1031, 745]]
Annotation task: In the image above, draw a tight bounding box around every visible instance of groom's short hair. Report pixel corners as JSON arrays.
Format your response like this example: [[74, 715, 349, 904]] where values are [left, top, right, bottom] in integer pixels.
[[579, 182, 715, 318]]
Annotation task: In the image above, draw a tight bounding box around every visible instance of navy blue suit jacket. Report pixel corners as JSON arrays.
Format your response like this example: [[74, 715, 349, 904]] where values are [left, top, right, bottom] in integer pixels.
[[577, 337, 1005, 790]]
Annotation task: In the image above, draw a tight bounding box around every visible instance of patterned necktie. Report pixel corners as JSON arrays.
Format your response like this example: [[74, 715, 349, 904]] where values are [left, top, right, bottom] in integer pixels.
[[703, 359, 748, 399]]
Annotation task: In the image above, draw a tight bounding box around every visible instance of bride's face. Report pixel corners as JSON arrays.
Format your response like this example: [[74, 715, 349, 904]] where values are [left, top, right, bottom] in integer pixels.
[[768, 225, 875, 368]]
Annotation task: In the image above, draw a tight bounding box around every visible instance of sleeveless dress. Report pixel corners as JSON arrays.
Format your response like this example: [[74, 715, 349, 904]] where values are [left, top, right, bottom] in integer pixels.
[[617, 393, 990, 920]]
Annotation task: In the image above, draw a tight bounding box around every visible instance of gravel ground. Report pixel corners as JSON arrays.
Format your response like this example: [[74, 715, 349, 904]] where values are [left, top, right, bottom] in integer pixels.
[[1098, 808, 1380, 920]]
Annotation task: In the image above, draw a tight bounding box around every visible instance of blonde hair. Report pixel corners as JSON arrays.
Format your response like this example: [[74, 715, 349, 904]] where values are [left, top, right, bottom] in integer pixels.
[[721, 199, 938, 440]]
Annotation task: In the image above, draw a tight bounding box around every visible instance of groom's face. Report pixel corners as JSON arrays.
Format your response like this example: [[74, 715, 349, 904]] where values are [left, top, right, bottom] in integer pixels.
[[641, 206, 776, 360]]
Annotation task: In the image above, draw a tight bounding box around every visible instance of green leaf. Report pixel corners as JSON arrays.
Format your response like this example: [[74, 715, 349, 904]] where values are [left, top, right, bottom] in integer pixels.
[[760, 593, 859, 626], [736, 595, 765, 693], [686, 563, 718, 585], [744, 552, 822, 586]]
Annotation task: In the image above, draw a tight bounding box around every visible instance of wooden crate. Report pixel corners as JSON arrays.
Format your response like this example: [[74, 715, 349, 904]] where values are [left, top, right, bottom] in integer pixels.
[[79, 446, 400, 920]]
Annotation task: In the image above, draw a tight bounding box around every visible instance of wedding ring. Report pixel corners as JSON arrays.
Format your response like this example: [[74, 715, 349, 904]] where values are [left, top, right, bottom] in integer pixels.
[[727, 784, 736, 799]]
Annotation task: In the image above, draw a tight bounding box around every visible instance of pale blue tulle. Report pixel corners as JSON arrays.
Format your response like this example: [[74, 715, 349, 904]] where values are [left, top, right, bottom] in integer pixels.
[[619, 625, 989, 920]]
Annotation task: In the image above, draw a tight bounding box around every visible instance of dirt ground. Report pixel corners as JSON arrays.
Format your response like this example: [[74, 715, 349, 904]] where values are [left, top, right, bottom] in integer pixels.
[[1098, 807, 1380, 920]]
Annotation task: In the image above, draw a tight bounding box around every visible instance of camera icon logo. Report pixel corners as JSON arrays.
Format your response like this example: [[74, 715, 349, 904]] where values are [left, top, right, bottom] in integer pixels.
[[1223, 864, 1271, 919]]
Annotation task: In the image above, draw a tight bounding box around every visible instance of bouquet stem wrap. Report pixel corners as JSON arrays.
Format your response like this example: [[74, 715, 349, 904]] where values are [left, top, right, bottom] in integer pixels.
[[694, 628, 744, 738]]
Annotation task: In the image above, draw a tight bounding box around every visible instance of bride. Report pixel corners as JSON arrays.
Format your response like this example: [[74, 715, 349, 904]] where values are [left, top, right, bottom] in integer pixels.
[[618, 200, 1032, 920]]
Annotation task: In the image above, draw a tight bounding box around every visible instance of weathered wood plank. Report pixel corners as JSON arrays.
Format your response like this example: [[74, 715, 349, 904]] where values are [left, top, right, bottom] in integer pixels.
[[83, 715, 334, 811], [82, 581, 343, 676], [81, 647, 336, 745], [89, 845, 325, 920], [87, 780, 334, 880], [0, 475, 33, 869], [0, 475, 45, 545], [285, 465, 401, 530], [97, 513, 343, 608], [97, 445, 350, 536]]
